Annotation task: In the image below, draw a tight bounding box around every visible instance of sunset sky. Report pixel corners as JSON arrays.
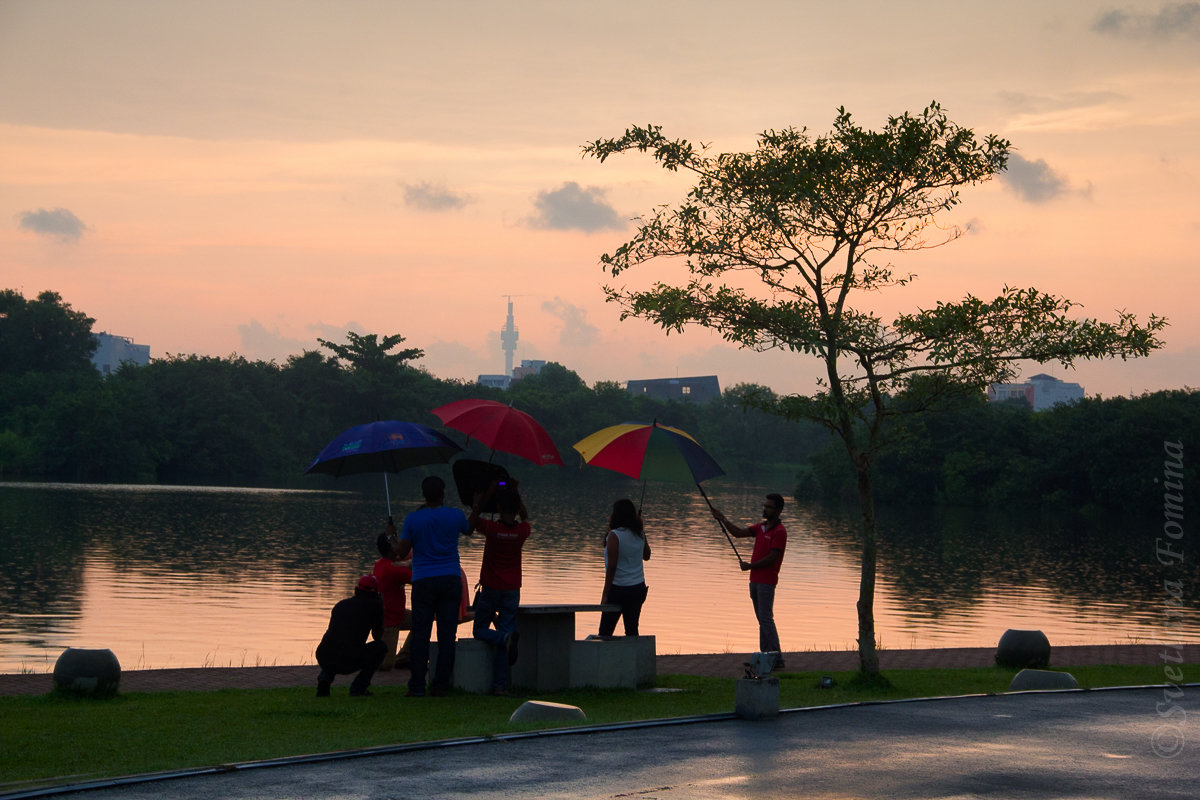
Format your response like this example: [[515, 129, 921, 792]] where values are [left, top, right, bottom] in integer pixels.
[[3, 1, 1197, 399]]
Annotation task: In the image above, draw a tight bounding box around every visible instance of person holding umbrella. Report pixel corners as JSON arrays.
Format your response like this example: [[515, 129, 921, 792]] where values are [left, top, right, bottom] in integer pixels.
[[392, 475, 471, 697], [711, 493, 789, 670], [599, 498, 652, 637], [466, 479, 529, 695]]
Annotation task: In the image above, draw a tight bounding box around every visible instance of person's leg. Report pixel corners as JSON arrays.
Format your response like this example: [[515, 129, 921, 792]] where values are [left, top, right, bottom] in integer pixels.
[[490, 589, 520, 690], [620, 583, 648, 637], [472, 587, 505, 647], [430, 574, 462, 694], [750, 581, 781, 655], [378, 626, 400, 671], [408, 579, 436, 695], [349, 640, 386, 695], [395, 610, 414, 667], [598, 605, 620, 637]]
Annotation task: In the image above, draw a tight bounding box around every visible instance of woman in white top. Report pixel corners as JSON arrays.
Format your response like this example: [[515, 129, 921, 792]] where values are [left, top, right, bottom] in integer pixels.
[[599, 498, 652, 636]]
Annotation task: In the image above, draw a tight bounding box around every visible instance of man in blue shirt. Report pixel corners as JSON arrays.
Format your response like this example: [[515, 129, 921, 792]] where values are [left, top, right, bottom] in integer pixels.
[[393, 475, 471, 697]]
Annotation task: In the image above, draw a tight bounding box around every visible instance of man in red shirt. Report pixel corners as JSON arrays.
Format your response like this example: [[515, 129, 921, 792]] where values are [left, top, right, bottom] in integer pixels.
[[712, 492, 788, 669], [373, 529, 413, 670], [467, 481, 530, 694]]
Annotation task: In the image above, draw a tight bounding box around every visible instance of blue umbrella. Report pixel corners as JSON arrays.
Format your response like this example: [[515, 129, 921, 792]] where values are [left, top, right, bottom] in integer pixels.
[[305, 420, 463, 516]]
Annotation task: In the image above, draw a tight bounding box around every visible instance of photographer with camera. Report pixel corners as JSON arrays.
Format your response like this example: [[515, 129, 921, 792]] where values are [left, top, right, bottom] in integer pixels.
[[467, 479, 530, 695]]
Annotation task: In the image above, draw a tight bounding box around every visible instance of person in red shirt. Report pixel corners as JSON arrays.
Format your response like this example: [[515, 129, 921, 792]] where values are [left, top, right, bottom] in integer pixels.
[[467, 480, 530, 694], [711, 492, 788, 670], [373, 529, 413, 671]]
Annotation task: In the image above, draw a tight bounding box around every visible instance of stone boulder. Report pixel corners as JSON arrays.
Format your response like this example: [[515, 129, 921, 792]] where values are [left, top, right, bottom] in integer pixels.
[[509, 700, 586, 724], [53, 648, 121, 696], [1009, 669, 1080, 692], [995, 629, 1051, 668]]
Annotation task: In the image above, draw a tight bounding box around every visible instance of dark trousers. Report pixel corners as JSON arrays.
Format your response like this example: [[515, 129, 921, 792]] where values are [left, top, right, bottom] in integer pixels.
[[599, 582, 648, 637], [409, 574, 462, 693], [317, 640, 386, 693]]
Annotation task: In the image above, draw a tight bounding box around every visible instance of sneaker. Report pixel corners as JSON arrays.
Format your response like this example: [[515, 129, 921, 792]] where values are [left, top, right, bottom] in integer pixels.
[[349, 688, 374, 697], [316, 682, 331, 698], [405, 688, 425, 698], [506, 631, 520, 666]]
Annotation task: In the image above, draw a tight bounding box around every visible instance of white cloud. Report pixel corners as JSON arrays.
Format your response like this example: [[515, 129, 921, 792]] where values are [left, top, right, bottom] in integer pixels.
[[527, 182, 624, 232], [542, 297, 599, 347], [16, 207, 87, 242], [1093, 3, 1200, 40], [402, 181, 469, 212], [1000, 153, 1073, 203]]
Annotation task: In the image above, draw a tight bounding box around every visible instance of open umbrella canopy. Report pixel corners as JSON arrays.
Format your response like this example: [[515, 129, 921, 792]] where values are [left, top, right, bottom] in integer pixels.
[[572, 421, 724, 484], [431, 398, 563, 466], [305, 420, 463, 478]]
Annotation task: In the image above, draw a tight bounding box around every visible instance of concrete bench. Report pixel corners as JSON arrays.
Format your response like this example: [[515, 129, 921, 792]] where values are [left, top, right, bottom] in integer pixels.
[[427, 638, 494, 694], [566, 635, 656, 689]]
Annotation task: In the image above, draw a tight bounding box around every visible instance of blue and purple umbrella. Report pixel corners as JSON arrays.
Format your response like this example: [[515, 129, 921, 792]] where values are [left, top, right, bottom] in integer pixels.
[[305, 420, 463, 516]]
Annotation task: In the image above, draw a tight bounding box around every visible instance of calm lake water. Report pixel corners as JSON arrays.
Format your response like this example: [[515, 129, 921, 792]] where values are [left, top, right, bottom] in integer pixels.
[[1, 477, 1193, 673]]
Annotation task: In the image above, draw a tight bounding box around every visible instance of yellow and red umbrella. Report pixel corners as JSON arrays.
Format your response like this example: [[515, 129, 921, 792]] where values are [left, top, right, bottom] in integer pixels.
[[573, 421, 741, 558], [572, 421, 724, 484]]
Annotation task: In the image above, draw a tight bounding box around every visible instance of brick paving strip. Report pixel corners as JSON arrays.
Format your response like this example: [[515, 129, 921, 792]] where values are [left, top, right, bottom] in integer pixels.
[[2, 644, 1194, 697]]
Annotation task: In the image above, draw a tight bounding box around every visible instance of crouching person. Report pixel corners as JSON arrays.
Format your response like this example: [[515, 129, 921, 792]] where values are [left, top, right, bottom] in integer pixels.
[[316, 574, 386, 697]]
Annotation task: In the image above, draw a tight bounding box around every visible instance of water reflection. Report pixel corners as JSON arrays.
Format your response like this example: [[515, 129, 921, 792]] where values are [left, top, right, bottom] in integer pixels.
[[1, 480, 1194, 672]]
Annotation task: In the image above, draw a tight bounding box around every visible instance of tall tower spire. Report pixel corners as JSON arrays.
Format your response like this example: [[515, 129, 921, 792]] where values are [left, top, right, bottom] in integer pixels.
[[500, 296, 519, 376]]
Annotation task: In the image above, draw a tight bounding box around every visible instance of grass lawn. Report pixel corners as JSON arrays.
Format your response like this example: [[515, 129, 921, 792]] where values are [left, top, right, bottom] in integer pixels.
[[0, 663, 1187, 793]]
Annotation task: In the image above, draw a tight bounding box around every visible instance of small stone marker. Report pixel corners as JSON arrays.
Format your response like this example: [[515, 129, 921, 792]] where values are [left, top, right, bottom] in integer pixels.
[[509, 700, 587, 723], [735, 676, 780, 720], [1009, 669, 1079, 692]]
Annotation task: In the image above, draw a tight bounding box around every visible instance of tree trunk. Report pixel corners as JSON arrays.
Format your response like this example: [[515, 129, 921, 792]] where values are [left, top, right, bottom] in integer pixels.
[[855, 456, 880, 676]]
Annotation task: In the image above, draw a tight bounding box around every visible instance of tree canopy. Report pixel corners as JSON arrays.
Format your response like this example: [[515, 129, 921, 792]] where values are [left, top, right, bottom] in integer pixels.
[[586, 103, 1168, 678], [0, 289, 97, 377]]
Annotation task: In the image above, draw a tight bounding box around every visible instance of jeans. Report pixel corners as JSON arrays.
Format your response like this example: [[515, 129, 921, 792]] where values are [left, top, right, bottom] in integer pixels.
[[472, 586, 520, 691], [599, 582, 648, 637], [749, 581, 781, 654], [408, 574, 462, 694]]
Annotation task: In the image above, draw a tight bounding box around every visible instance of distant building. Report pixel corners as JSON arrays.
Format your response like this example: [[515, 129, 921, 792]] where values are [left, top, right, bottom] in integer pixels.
[[477, 374, 512, 390], [91, 332, 150, 376], [512, 359, 546, 381], [987, 373, 1083, 411], [626, 375, 721, 404]]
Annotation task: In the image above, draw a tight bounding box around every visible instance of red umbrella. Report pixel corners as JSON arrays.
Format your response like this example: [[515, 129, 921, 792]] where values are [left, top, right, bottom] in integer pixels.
[[431, 399, 563, 466]]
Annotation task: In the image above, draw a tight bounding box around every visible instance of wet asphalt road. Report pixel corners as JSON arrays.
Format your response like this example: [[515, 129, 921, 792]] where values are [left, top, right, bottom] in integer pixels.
[[47, 688, 1197, 799]]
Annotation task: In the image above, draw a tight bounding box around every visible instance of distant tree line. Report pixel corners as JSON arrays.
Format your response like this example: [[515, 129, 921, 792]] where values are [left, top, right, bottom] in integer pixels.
[[797, 389, 1198, 512], [3, 288, 1193, 508], [0, 289, 826, 486]]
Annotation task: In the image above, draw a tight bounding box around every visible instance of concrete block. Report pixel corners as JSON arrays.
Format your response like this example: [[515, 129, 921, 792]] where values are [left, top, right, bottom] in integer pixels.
[[428, 638, 494, 694], [735, 676, 780, 720], [1009, 669, 1080, 692], [634, 635, 656, 685], [570, 638, 638, 688], [53, 648, 121, 696], [509, 700, 587, 724], [996, 629, 1051, 668]]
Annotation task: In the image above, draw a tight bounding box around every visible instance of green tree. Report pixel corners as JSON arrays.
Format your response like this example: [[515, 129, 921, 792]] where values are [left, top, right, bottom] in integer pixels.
[[0, 289, 97, 377], [584, 103, 1167, 679], [316, 332, 424, 375]]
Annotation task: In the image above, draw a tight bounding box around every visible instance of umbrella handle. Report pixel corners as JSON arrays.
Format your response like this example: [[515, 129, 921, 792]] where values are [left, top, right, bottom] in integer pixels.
[[696, 483, 742, 561]]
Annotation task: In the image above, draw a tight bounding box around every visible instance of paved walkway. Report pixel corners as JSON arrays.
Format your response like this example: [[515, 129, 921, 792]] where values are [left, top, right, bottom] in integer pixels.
[[3, 643, 1192, 696]]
